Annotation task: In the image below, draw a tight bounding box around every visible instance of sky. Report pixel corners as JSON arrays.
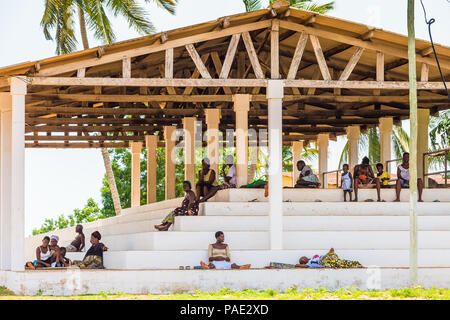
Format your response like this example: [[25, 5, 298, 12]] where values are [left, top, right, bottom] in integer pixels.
[[0, 0, 449, 235]]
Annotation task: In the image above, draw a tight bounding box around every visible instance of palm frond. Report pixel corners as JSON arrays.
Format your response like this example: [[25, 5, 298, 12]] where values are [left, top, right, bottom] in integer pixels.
[[107, 0, 155, 35], [145, 0, 178, 15], [270, 0, 335, 14], [243, 0, 262, 12], [338, 140, 349, 168], [85, 0, 116, 44], [392, 126, 410, 159]]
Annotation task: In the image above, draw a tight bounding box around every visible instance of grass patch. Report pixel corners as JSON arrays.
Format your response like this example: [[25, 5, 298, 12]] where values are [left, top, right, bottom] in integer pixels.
[[0, 286, 15, 296], [1, 286, 450, 300]]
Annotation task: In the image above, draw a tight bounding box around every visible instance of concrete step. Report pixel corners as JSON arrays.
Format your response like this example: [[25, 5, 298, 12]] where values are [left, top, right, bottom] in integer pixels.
[[201, 201, 450, 216], [66, 248, 450, 269], [211, 188, 450, 202], [174, 215, 450, 231], [59, 230, 450, 253]]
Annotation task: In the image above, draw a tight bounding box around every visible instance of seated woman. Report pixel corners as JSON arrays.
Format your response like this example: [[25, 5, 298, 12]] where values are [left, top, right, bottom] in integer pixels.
[[200, 155, 237, 202], [296, 248, 364, 269], [196, 158, 218, 203], [26, 236, 52, 269], [353, 156, 381, 202], [394, 152, 423, 202], [154, 181, 198, 231], [294, 160, 321, 188], [200, 231, 250, 270], [73, 231, 108, 269]]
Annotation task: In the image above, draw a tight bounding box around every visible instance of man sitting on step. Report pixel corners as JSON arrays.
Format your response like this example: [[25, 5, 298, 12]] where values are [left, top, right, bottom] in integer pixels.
[[353, 156, 381, 202], [394, 152, 424, 202]]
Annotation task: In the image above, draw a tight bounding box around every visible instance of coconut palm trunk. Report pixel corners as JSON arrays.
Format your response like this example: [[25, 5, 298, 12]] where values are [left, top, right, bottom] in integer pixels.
[[78, 9, 122, 215]]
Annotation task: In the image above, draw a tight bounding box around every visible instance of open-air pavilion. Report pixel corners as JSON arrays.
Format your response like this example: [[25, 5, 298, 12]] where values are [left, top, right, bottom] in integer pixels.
[[0, 1, 450, 294]]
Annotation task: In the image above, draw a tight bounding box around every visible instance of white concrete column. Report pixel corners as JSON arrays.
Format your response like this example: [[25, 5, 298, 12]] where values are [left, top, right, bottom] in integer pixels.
[[267, 80, 284, 250], [205, 109, 221, 176], [379, 117, 393, 169], [0, 93, 12, 271], [318, 133, 329, 188], [346, 126, 360, 171], [183, 117, 197, 186], [291, 141, 304, 187], [418, 109, 430, 184], [164, 126, 176, 200], [10, 77, 26, 271], [130, 142, 142, 207], [145, 135, 158, 204], [233, 94, 250, 186]]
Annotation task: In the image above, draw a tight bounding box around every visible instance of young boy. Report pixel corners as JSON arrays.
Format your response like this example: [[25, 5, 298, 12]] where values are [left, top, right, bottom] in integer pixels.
[[66, 225, 85, 252], [376, 163, 391, 188], [51, 247, 72, 267], [341, 164, 353, 201]]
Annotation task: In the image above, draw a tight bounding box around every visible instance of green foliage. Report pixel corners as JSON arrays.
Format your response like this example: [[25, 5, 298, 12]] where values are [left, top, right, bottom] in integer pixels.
[[41, 0, 178, 54], [430, 110, 450, 151], [244, 0, 335, 14], [32, 198, 103, 235]]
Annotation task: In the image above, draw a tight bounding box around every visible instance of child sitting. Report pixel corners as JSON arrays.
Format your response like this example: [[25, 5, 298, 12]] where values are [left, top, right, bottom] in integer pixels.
[[341, 164, 353, 201], [51, 247, 72, 267], [376, 163, 391, 188]]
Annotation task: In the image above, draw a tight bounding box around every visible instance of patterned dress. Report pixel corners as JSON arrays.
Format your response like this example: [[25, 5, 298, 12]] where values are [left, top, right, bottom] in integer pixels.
[[320, 251, 364, 268], [161, 195, 199, 224]]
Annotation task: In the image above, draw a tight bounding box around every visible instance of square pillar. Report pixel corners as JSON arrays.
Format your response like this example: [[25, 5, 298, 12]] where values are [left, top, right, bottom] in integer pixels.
[[418, 109, 430, 184], [233, 95, 250, 186], [346, 126, 360, 171], [0, 93, 12, 271], [164, 126, 176, 200], [10, 77, 27, 271], [204, 109, 221, 176], [291, 141, 304, 187], [145, 135, 158, 204], [267, 80, 284, 250], [130, 142, 143, 207], [379, 117, 393, 169], [183, 117, 197, 186], [317, 133, 329, 188]]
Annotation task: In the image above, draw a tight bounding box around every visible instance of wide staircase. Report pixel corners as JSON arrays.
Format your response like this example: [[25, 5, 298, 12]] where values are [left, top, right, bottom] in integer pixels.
[[25, 189, 450, 269]]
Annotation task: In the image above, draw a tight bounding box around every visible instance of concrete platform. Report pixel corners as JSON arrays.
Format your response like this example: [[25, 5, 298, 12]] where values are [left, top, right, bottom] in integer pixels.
[[64, 249, 450, 269], [2, 268, 450, 295], [211, 188, 450, 202]]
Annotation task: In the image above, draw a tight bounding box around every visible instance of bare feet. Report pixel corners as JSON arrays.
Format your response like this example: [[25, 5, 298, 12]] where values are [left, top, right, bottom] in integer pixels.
[[154, 224, 166, 230], [393, 199, 400, 202], [418, 199, 424, 202], [200, 261, 210, 269], [239, 264, 251, 269]]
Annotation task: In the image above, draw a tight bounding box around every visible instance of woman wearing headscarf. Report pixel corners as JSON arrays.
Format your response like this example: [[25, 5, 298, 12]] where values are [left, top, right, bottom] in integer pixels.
[[200, 155, 237, 202], [196, 158, 218, 202], [154, 180, 199, 231]]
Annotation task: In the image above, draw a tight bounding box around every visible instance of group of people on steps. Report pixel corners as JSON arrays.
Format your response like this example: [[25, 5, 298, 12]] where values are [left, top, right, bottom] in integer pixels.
[[25, 152, 421, 270]]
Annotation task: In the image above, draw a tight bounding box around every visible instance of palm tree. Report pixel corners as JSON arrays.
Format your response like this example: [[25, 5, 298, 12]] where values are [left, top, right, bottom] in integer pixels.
[[338, 126, 410, 169], [243, 0, 335, 13], [41, 0, 178, 214], [42, 0, 177, 54]]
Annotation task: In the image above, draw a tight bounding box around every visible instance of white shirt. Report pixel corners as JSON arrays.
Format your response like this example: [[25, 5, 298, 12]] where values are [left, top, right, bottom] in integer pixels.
[[226, 165, 237, 185], [300, 165, 312, 177]]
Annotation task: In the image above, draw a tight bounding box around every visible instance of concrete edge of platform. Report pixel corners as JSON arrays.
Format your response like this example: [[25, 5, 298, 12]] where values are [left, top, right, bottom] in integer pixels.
[[2, 268, 450, 295]]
